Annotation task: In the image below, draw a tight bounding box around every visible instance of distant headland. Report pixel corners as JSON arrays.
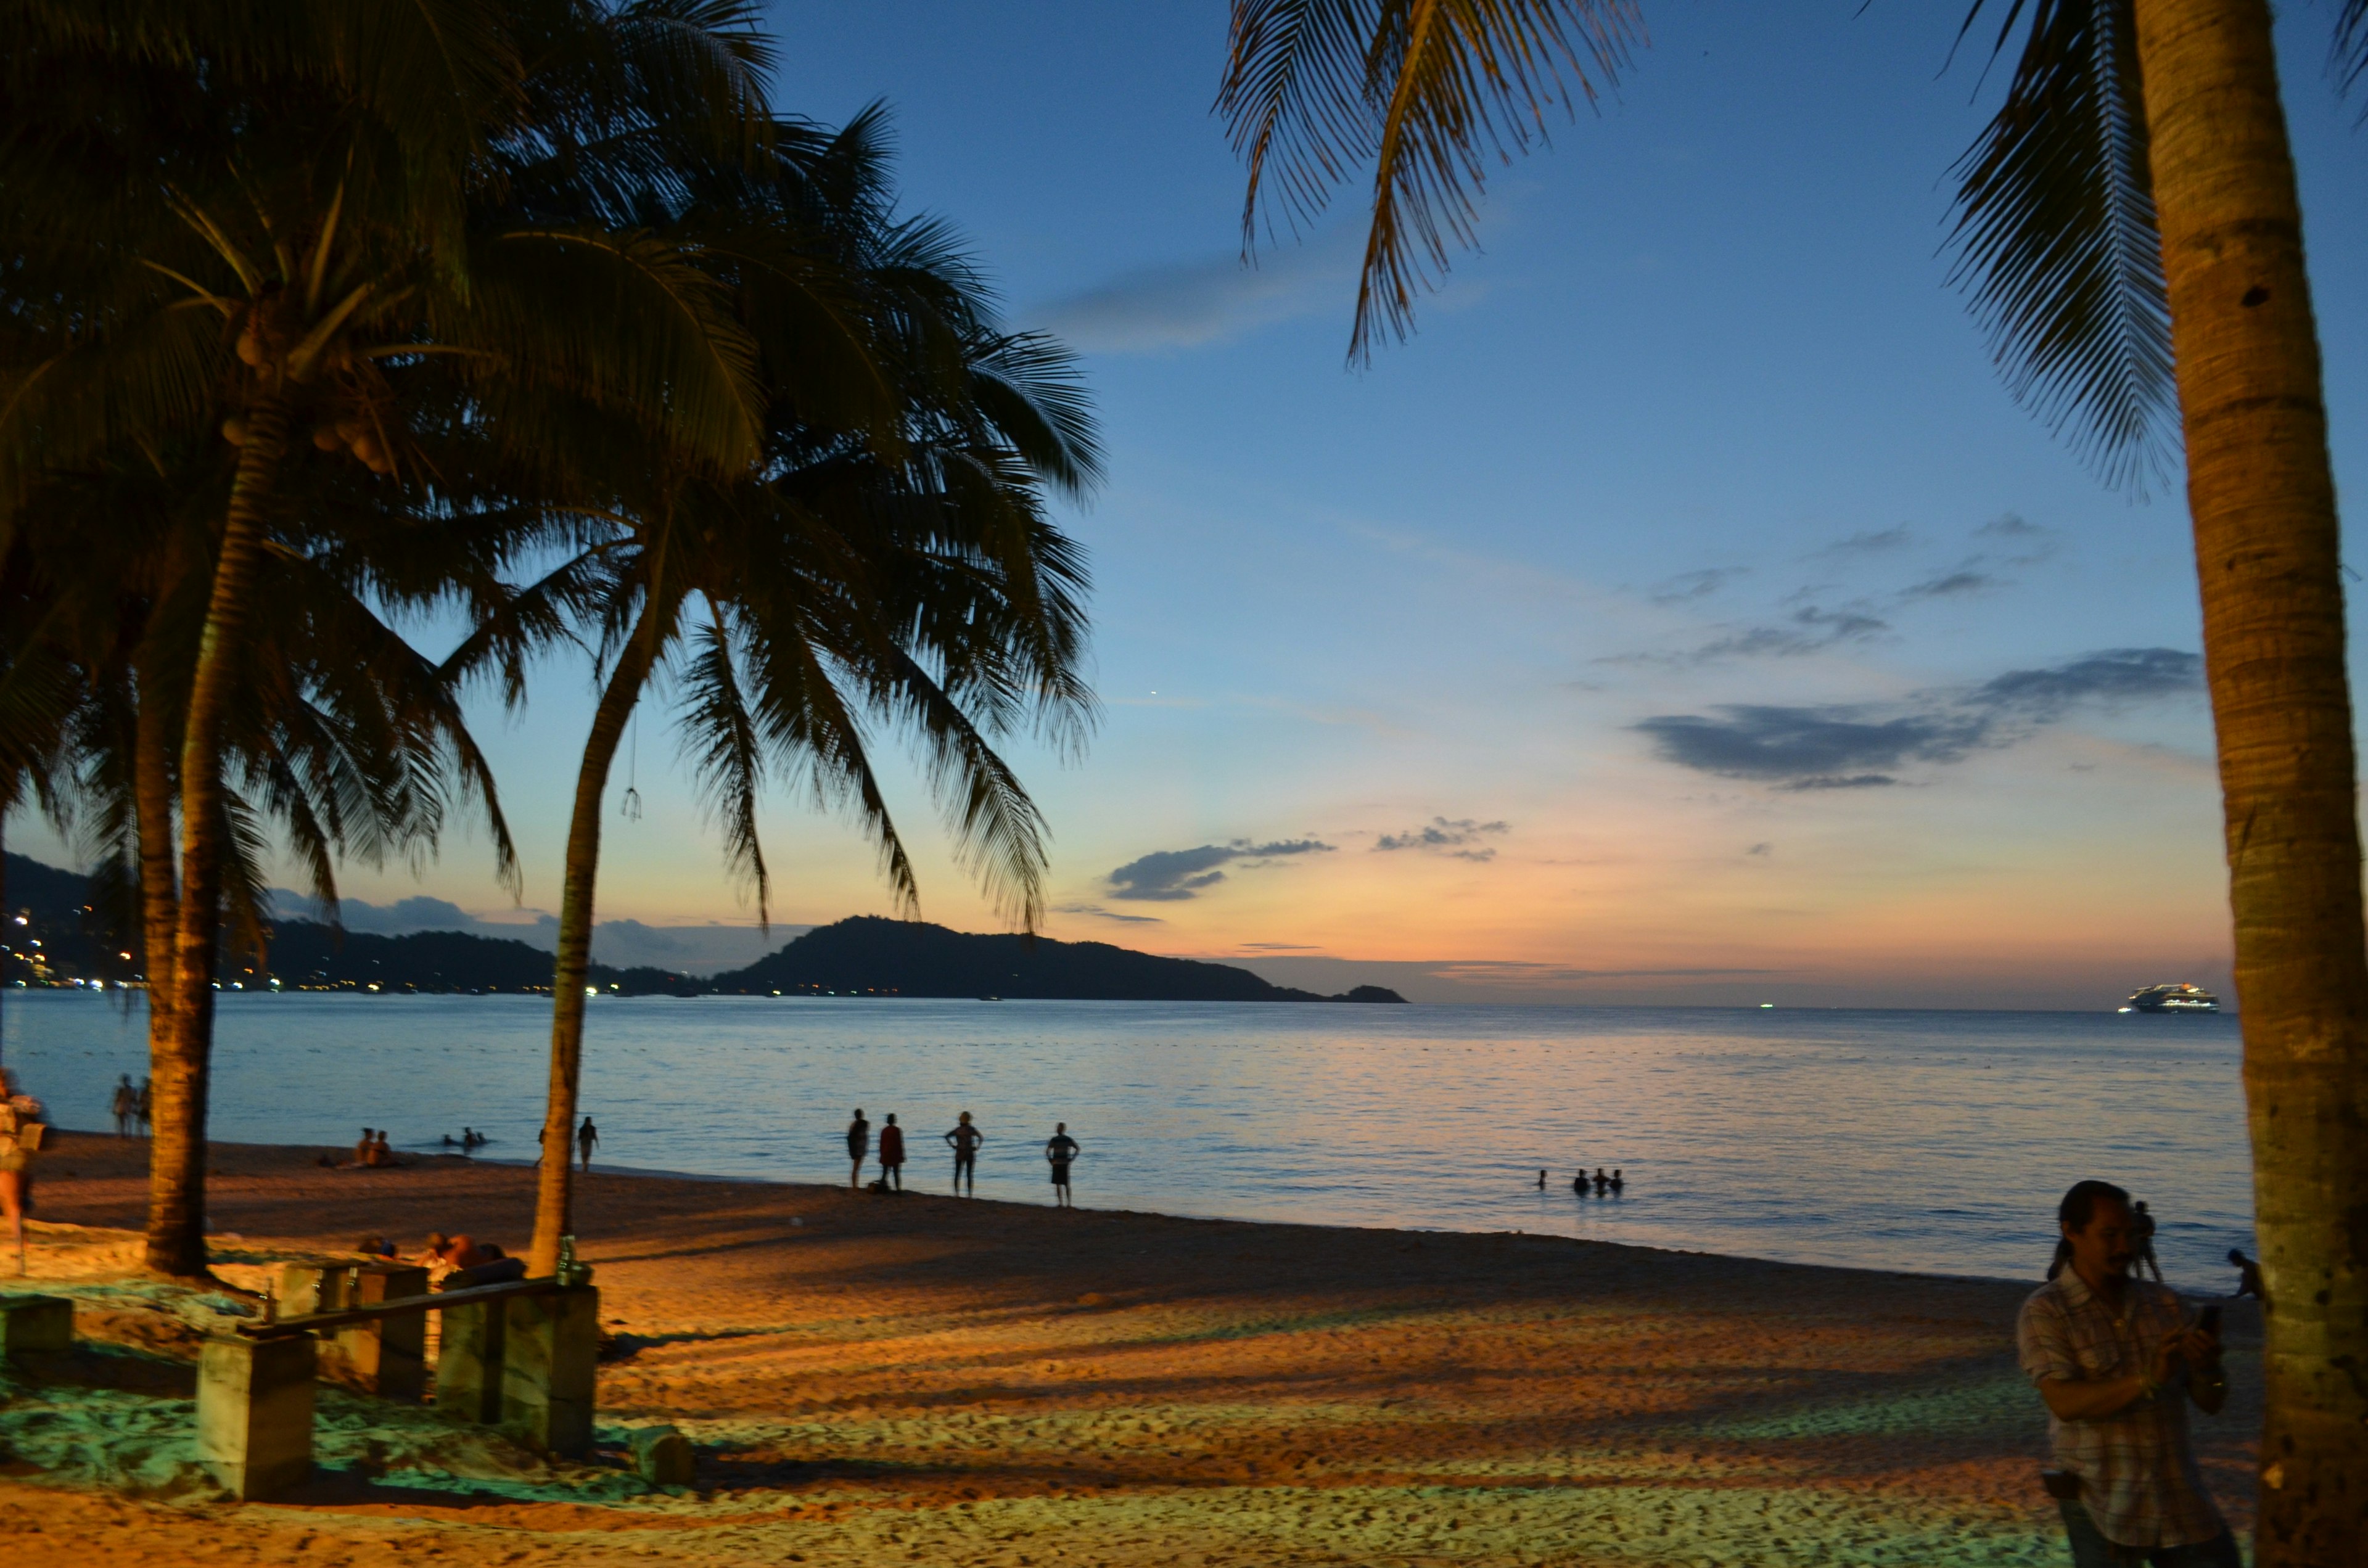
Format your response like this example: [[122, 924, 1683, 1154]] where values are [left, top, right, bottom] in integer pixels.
[[1, 853, 1404, 1004]]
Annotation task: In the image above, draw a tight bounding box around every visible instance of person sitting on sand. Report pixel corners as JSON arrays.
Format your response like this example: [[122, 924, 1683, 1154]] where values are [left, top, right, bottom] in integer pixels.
[[877, 1114, 905, 1192], [355, 1235, 397, 1258], [2022, 1180, 2235, 1567], [354, 1127, 376, 1167], [1045, 1123, 1080, 1209], [372, 1130, 395, 1167], [944, 1112, 983, 1196], [2227, 1249, 2264, 1300], [0, 1068, 47, 1275]]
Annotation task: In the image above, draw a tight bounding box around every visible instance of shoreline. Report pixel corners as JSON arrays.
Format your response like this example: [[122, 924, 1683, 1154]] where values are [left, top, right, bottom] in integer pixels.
[[46, 1127, 2058, 1289], [1, 1129, 2264, 1567]]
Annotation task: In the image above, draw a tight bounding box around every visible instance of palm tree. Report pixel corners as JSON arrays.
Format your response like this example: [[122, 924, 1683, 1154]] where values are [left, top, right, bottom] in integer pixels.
[[450, 107, 1100, 1273], [0, 0, 787, 1273], [0, 448, 527, 1271], [1220, 1, 2365, 1556]]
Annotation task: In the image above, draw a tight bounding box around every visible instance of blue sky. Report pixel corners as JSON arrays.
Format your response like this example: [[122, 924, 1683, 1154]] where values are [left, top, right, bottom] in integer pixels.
[[27, 2, 2368, 1004]]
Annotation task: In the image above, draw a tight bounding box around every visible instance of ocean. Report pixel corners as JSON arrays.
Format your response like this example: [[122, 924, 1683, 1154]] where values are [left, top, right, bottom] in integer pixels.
[[1, 991, 2252, 1287]]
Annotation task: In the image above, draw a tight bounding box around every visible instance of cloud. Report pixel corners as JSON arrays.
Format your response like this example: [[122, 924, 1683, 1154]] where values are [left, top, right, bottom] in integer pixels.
[[1901, 567, 1997, 599], [1811, 525, 1911, 559], [1105, 837, 1335, 901], [1971, 647, 2202, 718], [1632, 647, 2203, 789], [1976, 513, 2043, 538], [265, 892, 785, 974], [1601, 602, 1890, 668], [1029, 233, 1354, 355], [1056, 903, 1167, 925], [1373, 817, 1511, 862], [1239, 942, 1318, 951], [1649, 567, 1747, 604], [1745, 842, 1772, 857], [1633, 707, 1983, 786]]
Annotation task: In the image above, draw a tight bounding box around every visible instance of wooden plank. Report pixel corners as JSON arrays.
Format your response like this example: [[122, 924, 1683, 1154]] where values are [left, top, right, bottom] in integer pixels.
[[237, 1276, 561, 1339]]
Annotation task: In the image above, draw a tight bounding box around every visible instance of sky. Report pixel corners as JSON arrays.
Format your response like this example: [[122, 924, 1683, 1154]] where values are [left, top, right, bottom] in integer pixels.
[[25, 2, 2368, 1006]]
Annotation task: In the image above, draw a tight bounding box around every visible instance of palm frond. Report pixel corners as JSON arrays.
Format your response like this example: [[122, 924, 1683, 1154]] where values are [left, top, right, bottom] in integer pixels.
[[2336, 0, 2368, 101], [676, 608, 771, 926], [1948, 0, 2174, 492], [1219, 0, 1642, 362]]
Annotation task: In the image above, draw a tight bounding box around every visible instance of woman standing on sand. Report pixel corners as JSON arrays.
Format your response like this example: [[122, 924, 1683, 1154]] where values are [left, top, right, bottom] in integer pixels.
[[0, 1068, 47, 1273]]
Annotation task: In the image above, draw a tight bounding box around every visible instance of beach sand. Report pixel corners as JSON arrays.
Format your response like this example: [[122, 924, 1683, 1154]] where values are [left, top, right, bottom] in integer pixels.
[[0, 1130, 2260, 1566]]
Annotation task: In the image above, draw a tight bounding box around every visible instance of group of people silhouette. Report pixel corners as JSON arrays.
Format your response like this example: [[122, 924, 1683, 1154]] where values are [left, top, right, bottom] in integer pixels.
[[1539, 1167, 1625, 1196], [845, 1109, 1082, 1206]]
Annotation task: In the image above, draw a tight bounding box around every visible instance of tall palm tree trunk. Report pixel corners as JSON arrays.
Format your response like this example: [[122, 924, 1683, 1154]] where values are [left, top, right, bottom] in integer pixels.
[[527, 611, 663, 1276], [134, 670, 180, 1096], [2131, 2, 2367, 1559], [145, 395, 289, 1278], [0, 798, 10, 1077]]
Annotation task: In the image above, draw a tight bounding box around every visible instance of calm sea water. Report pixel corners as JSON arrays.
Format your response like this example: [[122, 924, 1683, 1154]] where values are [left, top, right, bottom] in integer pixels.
[[0, 991, 2252, 1286]]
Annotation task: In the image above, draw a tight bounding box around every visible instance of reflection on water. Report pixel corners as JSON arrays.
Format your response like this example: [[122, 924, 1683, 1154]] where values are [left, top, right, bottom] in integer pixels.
[[3, 991, 2250, 1284]]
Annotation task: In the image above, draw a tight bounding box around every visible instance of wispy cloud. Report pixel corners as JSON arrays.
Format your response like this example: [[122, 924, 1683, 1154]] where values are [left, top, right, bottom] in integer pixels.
[[1056, 903, 1168, 925], [1105, 837, 1336, 901], [1601, 601, 1891, 668], [1373, 817, 1511, 862], [1632, 647, 2204, 789], [1028, 230, 1357, 355], [1649, 567, 1748, 604], [1809, 525, 1911, 559]]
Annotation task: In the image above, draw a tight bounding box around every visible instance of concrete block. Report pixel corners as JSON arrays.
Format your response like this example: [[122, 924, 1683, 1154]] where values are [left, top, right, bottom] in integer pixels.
[[0, 1294, 73, 1356], [275, 1262, 349, 1317], [319, 1265, 428, 1402], [197, 1332, 317, 1500], [434, 1297, 505, 1423], [630, 1424, 695, 1487], [500, 1286, 599, 1457]]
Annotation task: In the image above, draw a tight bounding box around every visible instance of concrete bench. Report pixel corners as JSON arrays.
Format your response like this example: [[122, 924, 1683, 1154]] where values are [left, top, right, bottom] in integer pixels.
[[200, 1274, 601, 1499], [0, 1294, 74, 1356]]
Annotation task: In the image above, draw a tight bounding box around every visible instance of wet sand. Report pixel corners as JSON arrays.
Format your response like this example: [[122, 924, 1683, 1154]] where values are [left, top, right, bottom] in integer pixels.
[[0, 1130, 2260, 1566]]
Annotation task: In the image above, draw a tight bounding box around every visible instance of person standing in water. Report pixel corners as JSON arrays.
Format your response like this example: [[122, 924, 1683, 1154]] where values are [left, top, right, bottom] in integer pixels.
[[1593, 1167, 1610, 1195], [577, 1116, 599, 1173], [944, 1112, 983, 1196], [877, 1114, 905, 1192], [1044, 1123, 1080, 1208], [845, 1109, 870, 1190]]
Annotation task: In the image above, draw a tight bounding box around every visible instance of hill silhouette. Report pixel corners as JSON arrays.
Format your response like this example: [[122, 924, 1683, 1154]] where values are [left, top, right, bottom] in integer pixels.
[[712, 916, 1405, 1003]]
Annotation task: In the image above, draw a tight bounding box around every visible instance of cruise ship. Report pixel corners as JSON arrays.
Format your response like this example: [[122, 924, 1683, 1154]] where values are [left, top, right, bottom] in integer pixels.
[[2121, 982, 2220, 1014]]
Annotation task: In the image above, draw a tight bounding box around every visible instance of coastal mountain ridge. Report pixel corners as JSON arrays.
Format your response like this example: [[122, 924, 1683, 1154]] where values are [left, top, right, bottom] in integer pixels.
[[1, 853, 1404, 1003]]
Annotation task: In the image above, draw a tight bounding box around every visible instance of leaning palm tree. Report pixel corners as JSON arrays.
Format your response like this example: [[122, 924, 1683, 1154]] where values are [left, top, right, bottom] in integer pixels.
[[0, 0, 792, 1273], [1, 449, 526, 1272], [1220, 0, 2364, 1555], [454, 109, 1100, 1273]]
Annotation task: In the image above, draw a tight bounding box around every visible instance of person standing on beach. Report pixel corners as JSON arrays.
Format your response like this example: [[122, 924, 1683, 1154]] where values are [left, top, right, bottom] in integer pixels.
[[111, 1075, 136, 1138], [2131, 1200, 2163, 1283], [845, 1109, 870, 1189], [135, 1077, 151, 1136], [877, 1114, 905, 1192], [944, 1112, 982, 1196], [1044, 1123, 1080, 1208], [577, 1116, 599, 1173], [2018, 1180, 2235, 1567]]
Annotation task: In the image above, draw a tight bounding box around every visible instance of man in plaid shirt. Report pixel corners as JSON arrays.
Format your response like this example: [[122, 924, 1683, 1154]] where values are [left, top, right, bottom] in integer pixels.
[[2017, 1180, 2238, 1566]]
